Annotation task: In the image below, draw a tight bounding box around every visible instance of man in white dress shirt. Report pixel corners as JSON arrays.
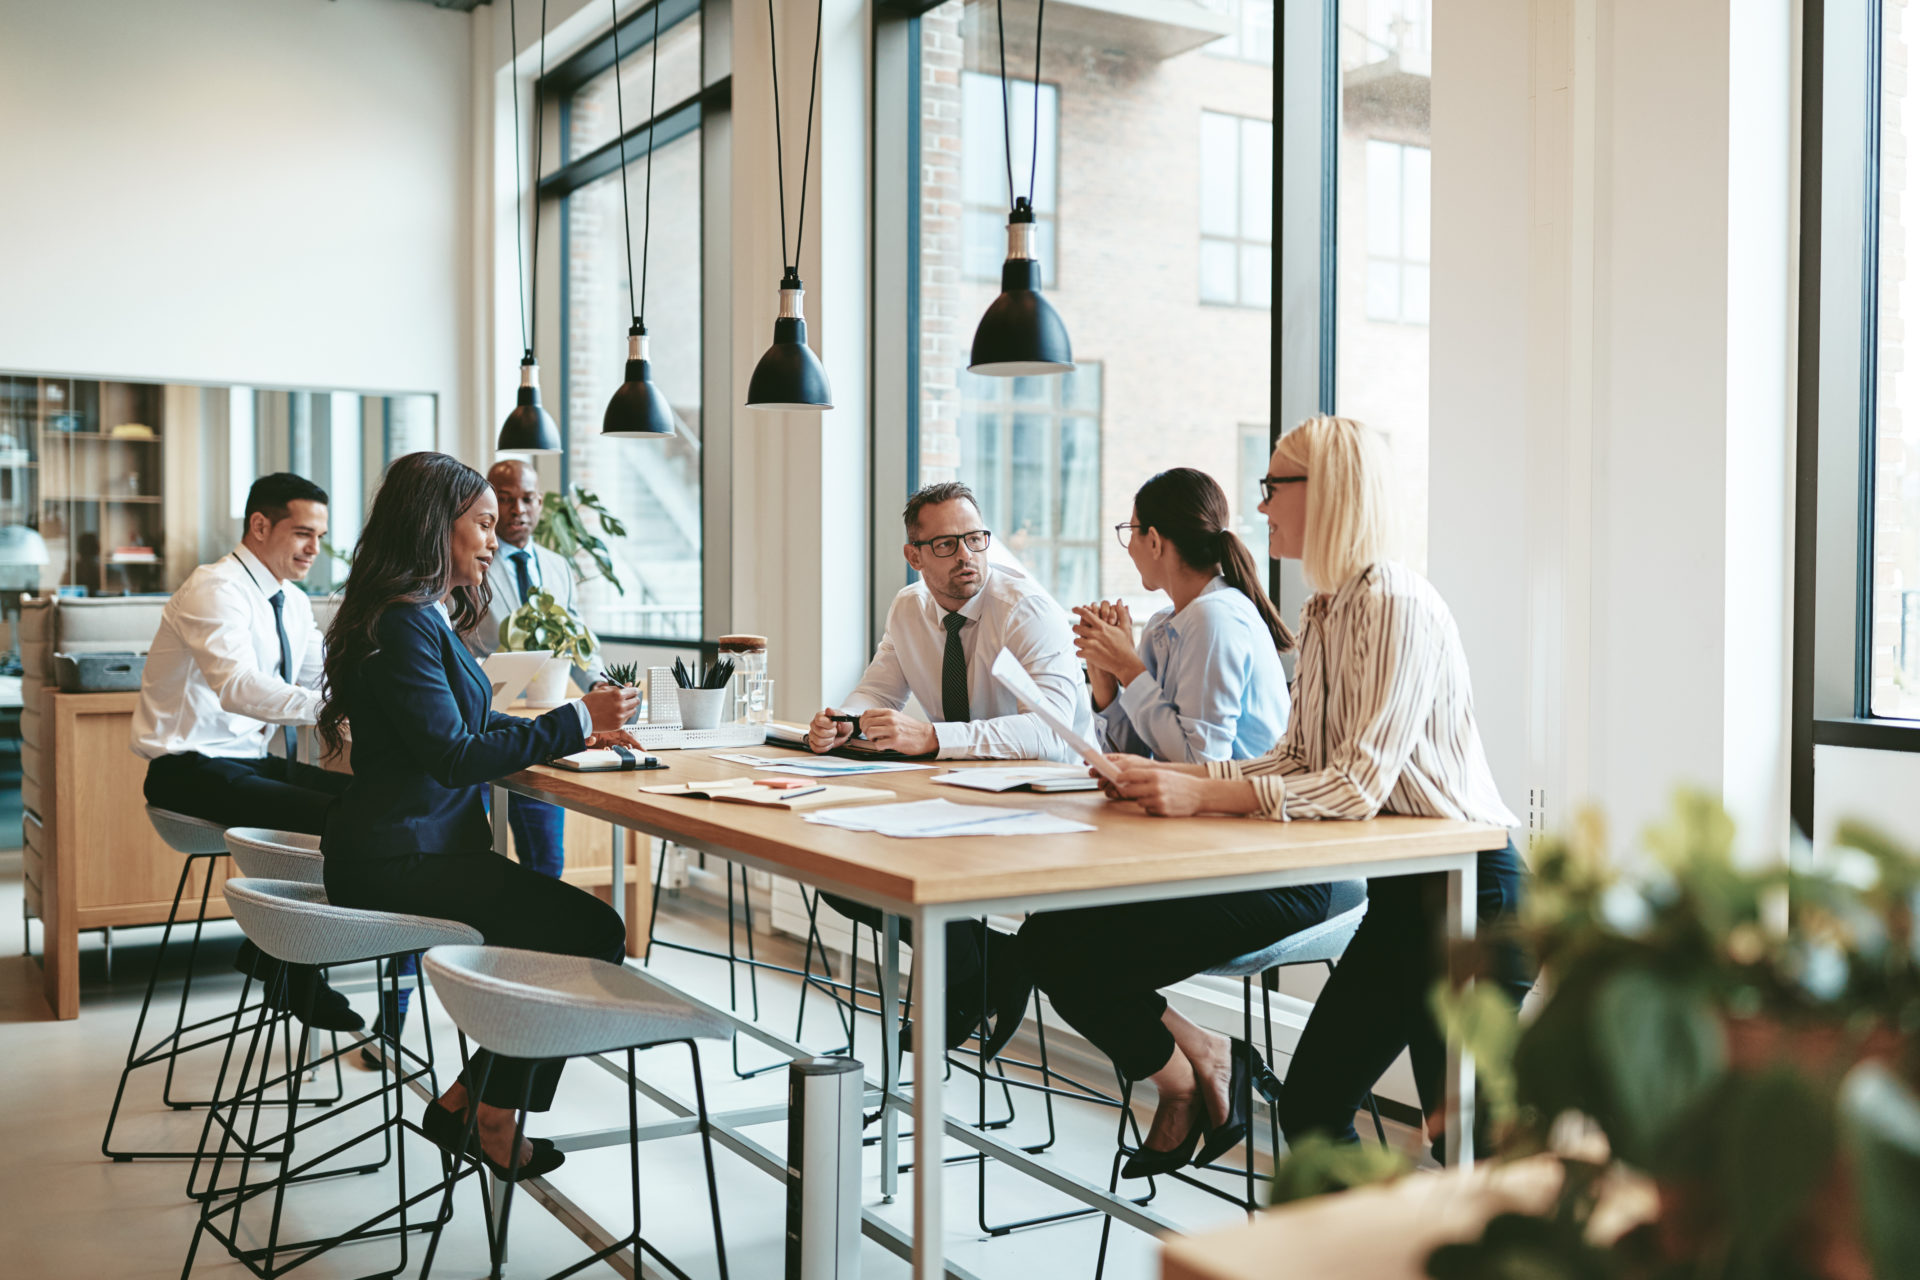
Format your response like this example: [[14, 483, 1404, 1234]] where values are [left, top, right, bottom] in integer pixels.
[[806, 481, 1087, 1057], [462, 459, 609, 879], [132, 472, 358, 1029]]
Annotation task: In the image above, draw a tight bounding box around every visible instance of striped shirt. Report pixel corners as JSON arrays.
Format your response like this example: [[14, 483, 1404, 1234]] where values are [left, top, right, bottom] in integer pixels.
[[1205, 561, 1518, 827]]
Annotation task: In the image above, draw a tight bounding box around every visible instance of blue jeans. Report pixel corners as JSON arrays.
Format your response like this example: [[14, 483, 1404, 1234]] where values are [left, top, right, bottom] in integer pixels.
[[1275, 840, 1534, 1147], [508, 794, 567, 879]]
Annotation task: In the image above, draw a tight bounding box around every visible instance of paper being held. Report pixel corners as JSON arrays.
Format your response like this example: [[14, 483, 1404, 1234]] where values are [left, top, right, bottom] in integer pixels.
[[988, 649, 1124, 784]]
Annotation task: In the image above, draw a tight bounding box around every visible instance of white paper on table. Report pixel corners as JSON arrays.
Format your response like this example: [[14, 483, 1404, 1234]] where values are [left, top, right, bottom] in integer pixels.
[[931, 766, 1100, 793], [804, 798, 1095, 839], [988, 649, 1125, 783], [709, 752, 933, 777]]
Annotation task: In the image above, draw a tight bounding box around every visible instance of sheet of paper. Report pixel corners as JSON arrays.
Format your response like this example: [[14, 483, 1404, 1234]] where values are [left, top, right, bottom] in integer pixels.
[[709, 752, 933, 777], [987, 649, 1125, 783], [931, 766, 1100, 793], [804, 798, 1095, 839]]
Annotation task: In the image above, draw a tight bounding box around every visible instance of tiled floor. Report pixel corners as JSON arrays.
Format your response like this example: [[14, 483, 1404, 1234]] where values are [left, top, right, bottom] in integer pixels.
[[1, 872, 1418, 1279]]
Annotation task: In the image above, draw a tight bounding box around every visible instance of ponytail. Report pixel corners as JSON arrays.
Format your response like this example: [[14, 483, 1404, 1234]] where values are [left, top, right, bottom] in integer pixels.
[[1133, 467, 1295, 655]]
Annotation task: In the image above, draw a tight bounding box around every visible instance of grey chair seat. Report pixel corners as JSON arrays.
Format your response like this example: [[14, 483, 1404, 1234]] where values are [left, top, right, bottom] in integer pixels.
[[1205, 880, 1368, 977], [224, 829, 325, 884], [224, 879, 481, 967], [146, 806, 230, 856], [424, 946, 734, 1061]]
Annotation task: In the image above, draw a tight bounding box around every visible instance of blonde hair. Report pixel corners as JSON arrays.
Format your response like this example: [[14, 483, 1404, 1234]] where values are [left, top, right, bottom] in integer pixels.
[[1271, 415, 1397, 593]]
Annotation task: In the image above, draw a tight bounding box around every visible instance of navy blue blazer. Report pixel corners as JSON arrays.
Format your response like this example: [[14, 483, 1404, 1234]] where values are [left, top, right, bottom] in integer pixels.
[[322, 602, 586, 861]]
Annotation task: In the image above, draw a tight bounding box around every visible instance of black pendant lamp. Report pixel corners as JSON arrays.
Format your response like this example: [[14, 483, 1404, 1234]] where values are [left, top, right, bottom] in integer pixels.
[[969, 0, 1073, 377], [498, 0, 563, 453], [745, 0, 832, 411], [602, 0, 678, 438]]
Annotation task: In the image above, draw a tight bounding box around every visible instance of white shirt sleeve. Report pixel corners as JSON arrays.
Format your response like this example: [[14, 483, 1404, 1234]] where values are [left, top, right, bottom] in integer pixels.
[[569, 698, 592, 738], [841, 626, 913, 715], [176, 575, 323, 726], [932, 598, 1084, 762]]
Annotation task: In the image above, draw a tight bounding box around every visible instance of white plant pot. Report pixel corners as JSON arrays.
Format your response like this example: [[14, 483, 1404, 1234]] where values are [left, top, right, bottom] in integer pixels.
[[522, 655, 570, 707]]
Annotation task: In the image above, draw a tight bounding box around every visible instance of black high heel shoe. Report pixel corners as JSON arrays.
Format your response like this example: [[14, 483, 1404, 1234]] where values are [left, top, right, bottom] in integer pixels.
[[1192, 1038, 1281, 1169], [420, 1099, 564, 1182], [1119, 1106, 1205, 1180]]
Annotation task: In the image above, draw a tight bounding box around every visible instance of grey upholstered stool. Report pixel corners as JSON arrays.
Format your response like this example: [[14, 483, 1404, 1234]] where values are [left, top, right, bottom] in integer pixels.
[[182, 878, 482, 1280], [1095, 881, 1375, 1280], [418, 945, 734, 1280], [100, 807, 240, 1162], [223, 828, 325, 883]]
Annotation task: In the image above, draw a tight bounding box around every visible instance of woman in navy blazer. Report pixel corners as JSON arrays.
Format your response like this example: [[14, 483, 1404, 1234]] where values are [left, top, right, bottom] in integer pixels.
[[317, 452, 640, 1180]]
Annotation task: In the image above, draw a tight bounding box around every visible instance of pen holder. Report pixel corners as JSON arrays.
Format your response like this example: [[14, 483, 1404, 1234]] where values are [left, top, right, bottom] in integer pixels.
[[676, 687, 728, 731]]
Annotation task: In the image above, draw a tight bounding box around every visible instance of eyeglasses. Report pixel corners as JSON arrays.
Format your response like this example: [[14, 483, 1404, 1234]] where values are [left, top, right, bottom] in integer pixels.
[[1258, 474, 1308, 502], [1115, 522, 1145, 549], [910, 529, 992, 558]]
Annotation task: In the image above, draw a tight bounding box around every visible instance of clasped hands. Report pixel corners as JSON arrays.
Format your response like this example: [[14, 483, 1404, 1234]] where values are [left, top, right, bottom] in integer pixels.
[[1072, 600, 1144, 707], [806, 707, 938, 756]]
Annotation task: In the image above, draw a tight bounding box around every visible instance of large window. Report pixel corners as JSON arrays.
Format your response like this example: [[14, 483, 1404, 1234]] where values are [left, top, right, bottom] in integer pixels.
[[545, 0, 717, 643], [912, 1, 1272, 621], [1873, 0, 1920, 718], [1201, 111, 1274, 309], [1336, 0, 1432, 570], [1205, 0, 1275, 65]]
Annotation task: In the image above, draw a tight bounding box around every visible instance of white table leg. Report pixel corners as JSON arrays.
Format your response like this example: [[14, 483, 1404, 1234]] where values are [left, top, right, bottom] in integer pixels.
[[1443, 855, 1479, 1167], [880, 915, 902, 1203], [609, 823, 626, 927], [491, 784, 510, 857], [910, 911, 945, 1280]]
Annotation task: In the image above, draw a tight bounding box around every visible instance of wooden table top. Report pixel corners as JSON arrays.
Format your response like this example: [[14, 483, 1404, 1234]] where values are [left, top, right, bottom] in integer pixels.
[[500, 743, 1510, 909]]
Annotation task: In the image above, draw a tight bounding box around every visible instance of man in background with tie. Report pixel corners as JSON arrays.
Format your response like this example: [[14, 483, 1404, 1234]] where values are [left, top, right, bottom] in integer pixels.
[[132, 472, 358, 1030], [805, 480, 1089, 1057], [465, 459, 609, 879]]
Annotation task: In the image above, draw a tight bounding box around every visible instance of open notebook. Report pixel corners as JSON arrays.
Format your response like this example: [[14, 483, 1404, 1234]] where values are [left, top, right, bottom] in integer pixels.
[[640, 778, 897, 810]]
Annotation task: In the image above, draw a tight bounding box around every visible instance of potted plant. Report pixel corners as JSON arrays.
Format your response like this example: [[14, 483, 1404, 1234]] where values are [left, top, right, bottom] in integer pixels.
[[499, 589, 599, 707], [534, 487, 627, 595], [1269, 792, 1920, 1280]]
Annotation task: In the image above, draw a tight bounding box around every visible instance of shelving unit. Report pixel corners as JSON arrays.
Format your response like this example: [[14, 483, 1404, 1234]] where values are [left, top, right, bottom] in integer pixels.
[[0, 375, 167, 595]]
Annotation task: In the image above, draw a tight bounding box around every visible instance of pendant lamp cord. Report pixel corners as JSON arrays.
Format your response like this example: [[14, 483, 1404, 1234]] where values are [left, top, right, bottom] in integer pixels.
[[768, 0, 826, 273], [530, 0, 550, 358], [609, 0, 662, 329], [507, 0, 551, 360], [509, 0, 529, 357], [995, 0, 1047, 211]]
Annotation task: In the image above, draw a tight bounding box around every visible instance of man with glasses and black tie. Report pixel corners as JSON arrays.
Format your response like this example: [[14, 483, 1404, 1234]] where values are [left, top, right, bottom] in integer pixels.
[[133, 472, 359, 1030], [807, 480, 1090, 1059]]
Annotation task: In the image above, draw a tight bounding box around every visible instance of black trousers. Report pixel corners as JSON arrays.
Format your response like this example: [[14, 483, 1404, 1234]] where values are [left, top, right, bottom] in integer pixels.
[[143, 752, 351, 834], [1018, 883, 1333, 1082], [324, 852, 626, 1111], [144, 752, 352, 984], [1275, 841, 1533, 1146]]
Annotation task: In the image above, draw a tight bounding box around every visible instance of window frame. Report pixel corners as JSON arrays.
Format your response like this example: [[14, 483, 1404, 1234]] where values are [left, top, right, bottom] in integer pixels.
[[959, 69, 1062, 288], [535, 0, 732, 649], [1200, 109, 1276, 311]]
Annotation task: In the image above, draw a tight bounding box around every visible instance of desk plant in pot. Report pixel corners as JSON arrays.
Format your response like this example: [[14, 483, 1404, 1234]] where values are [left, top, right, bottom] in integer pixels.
[[1271, 792, 1920, 1280], [534, 487, 626, 595], [499, 589, 599, 707]]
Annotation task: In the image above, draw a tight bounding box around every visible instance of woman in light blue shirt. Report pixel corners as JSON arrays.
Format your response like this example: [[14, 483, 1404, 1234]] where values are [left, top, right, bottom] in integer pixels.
[[1074, 467, 1293, 763]]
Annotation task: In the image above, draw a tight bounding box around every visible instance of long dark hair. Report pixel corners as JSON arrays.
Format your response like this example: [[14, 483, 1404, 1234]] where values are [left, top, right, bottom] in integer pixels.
[[1133, 467, 1295, 654], [317, 451, 493, 755]]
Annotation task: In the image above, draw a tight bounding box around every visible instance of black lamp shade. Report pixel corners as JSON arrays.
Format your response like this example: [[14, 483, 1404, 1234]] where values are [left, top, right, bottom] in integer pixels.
[[746, 275, 833, 411], [603, 330, 678, 437], [969, 209, 1073, 377], [497, 357, 562, 453]]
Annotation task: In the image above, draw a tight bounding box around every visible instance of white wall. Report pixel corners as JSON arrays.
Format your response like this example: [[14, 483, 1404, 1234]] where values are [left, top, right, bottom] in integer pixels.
[[0, 0, 474, 438], [1811, 746, 1920, 859], [1431, 0, 1795, 856]]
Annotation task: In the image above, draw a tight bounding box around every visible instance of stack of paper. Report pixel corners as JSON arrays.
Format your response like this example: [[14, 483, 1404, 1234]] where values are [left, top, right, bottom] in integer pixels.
[[805, 799, 1096, 839], [931, 766, 1100, 793], [710, 752, 933, 778]]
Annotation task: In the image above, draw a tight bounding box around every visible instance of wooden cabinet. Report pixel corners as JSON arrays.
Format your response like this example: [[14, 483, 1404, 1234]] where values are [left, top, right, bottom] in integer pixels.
[[36, 691, 232, 1019]]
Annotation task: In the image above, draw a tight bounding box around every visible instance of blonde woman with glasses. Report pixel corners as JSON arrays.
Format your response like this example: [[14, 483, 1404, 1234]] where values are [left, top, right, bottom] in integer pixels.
[[1090, 415, 1532, 1159]]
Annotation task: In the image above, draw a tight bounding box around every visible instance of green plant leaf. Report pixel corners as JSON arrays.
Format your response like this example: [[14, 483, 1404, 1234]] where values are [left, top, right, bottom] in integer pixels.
[[1840, 1061, 1920, 1279], [1590, 968, 1725, 1169], [1432, 979, 1522, 1131], [1266, 1133, 1410, 1206], [1514, 963, 1614, 1134], [1712, 1065, 1834, 1268]]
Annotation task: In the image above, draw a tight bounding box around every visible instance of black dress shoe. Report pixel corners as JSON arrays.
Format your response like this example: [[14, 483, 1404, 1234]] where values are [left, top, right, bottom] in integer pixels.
[[979, 931, 1034, 1062], [1192, 1039, 1281, 1169], [1120, 1114, 1204, 1179], [420, 1100, 564, 1182], [268, 967, 365, 1033]]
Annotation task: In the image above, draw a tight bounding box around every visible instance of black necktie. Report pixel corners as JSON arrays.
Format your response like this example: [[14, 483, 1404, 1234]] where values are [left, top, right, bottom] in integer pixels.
[[513, 549, 535, 604], [942, 611, 970, 723], [268, 590, 297, 761]]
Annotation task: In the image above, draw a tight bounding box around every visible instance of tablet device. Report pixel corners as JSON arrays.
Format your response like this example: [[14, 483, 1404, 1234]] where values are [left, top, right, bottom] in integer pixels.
[[481, 651, 558, 713]]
